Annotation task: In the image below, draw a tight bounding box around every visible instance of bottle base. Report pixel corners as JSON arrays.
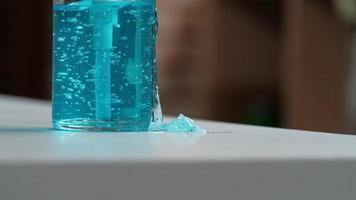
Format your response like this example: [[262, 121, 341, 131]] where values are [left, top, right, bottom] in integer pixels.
[[53, 118, 150, 132]]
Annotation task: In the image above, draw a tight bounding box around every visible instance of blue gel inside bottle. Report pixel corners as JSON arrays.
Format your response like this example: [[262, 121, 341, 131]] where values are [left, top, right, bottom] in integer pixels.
[[52, 0, 162, 131]]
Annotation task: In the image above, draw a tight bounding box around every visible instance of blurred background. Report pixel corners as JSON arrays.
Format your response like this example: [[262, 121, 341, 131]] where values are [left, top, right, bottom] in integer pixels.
[[1, 0, 356, 134]]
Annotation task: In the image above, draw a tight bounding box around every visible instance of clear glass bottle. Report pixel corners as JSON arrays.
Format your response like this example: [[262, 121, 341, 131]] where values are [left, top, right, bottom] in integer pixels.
[[52, 0, 162, 131]]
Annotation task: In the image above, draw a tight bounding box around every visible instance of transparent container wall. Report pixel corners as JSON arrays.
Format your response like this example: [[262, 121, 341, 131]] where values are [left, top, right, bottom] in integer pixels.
[[52, 0, 162, 131]]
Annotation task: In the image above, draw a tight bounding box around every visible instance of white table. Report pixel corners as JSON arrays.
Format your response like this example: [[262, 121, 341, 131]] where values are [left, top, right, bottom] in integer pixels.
[[0, 95, 356, 200]]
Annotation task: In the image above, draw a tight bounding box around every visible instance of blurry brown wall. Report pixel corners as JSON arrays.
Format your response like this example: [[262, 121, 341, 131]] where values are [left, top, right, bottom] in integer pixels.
[[157, 0, 353, 133], [158, 0, 281, 126], [0, 1, 52, 99], [282, 0, 351, 133], [158, 0, 282, 127]]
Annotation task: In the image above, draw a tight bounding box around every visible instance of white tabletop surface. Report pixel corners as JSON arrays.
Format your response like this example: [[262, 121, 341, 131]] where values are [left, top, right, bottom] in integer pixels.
[[0, 95, 355, 163], [0, 95, 356, 200]]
